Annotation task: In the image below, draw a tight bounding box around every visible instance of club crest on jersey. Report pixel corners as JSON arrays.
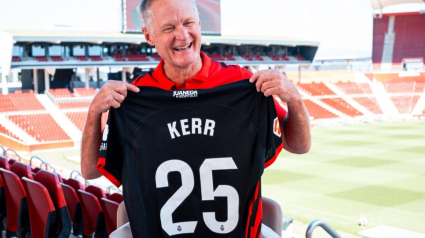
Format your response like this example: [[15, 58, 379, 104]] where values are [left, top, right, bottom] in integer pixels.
[[173, 90, 198, 98], [273, 117, 281, 137]]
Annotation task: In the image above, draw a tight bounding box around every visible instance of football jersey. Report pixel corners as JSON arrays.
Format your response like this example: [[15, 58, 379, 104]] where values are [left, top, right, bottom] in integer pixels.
[[98, 80, 283, 238]]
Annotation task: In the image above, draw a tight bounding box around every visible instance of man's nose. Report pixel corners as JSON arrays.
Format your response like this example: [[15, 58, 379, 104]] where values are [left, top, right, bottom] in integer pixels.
[[174, 25, 190, 40]]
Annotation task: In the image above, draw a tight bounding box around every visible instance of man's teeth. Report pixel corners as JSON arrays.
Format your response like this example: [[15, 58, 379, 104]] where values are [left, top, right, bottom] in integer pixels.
[[175, 43, 191, 50]]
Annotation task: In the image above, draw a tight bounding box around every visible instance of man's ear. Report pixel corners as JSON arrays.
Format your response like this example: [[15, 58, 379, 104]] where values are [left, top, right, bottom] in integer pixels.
[[142, 27, 154, 46]]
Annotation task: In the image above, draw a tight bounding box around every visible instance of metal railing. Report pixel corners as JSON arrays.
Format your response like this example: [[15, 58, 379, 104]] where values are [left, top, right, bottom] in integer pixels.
[[306, 219, 341, 238]]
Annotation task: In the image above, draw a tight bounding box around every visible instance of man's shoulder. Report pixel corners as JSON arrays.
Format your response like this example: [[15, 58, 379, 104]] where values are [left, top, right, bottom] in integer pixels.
[[207, 60, 253, 84], [131, 73, 158, 87]]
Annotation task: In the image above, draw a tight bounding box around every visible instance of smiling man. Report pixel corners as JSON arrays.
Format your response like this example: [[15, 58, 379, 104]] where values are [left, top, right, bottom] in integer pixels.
[[81, 0, 311, 237]]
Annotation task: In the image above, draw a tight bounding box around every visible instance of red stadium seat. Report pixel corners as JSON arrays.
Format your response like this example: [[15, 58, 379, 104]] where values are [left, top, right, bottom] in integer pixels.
[[10, 162, 33, 180], [21, 177, 57, 238], [0, 168, 30, 238], [61, 183, 83, 236], [100, 198, 120, 235], [85, 185, 106, 200], [64, 177, 85, 191], [77, 189, 108, 238], [106, 193, 124, 204], [0, 155, 10, 231], [34, 170, 71, 237]]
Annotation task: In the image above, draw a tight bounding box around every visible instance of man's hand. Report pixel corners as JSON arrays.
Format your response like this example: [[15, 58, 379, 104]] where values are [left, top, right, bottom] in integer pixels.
[[81, 80, 140, 180], [249, 69, 299, 102], [90, 80, 140, 114], [249, 69, 311, 154]]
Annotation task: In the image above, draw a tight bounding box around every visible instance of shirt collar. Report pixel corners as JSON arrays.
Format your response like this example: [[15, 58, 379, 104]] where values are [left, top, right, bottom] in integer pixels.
[[151, 51, 212, 90]]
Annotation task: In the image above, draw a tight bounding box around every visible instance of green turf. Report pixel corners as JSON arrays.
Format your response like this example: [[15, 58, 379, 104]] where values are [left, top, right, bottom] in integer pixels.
[[262, 120, 425, 236]]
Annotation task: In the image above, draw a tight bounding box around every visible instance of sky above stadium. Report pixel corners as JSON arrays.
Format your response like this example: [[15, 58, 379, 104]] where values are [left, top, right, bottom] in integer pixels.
[[0, 0, 424, 60]]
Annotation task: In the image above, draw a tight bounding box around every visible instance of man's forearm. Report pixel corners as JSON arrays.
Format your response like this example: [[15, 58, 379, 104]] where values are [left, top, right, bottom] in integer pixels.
[[81, 110, 103, 179], [284, 98, 311, 154]]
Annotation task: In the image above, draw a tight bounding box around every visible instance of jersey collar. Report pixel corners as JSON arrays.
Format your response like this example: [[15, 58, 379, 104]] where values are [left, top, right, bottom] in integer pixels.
[[151, 51, 212, 90]]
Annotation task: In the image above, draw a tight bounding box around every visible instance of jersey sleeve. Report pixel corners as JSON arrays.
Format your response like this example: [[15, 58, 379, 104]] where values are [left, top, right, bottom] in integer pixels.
[[264, 97, 284, 168], [97, 109, 125, 187]]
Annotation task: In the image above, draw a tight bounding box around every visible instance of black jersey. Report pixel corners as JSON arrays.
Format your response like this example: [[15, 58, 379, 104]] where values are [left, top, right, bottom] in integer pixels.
[[98, 80, 283, 238]]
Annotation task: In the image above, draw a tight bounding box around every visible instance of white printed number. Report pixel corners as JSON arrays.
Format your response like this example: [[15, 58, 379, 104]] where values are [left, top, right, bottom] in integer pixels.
[[155, 158, 239, 236]]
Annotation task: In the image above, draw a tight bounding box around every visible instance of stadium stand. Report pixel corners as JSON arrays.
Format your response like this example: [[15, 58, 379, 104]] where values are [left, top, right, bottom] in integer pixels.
[[90, 55, 103, 61], [0, 124, 24, 142], [113, 54, 126, 61], [383, 81, 425, 93], [75, 55, 89, 61], [48, 88, 75, 98], [66, 111, 88, 131], [12, 56, 22, 62], [352, 96, 383, 114], [303, 99, 338, 119], [74, 87, 97, 97], [372, 16, 389, 69], [390, 95, 420, 114], [392, 14, 425, 64], [8, 114, 71, 142], [334, 82, 373, 94], [297, 82, 336, 96], [321, 98, 362, 117], [126, 54, 150, 61], [34, 56, 48, 62], [57, 101, 91, 109], [50, 55, 64, 61], [0, 91, 45, 112]]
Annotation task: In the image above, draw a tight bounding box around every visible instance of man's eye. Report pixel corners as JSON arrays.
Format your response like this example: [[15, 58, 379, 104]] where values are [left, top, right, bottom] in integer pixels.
[[163, 27, 173, 32], [185, 22, 194, 26]]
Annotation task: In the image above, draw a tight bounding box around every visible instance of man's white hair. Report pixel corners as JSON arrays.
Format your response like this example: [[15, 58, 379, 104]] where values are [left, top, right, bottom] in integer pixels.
[[139, 0, 199, 32]]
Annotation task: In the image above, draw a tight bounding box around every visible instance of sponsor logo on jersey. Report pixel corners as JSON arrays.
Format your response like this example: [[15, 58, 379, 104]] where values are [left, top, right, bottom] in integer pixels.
[[173, 90, 198, 98], [102, 124, 109, 141], [100, 124, 109, 151], [273, 117, 281, 137]]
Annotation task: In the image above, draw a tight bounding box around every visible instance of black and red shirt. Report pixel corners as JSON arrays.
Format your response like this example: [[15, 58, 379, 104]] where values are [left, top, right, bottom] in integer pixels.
[[98, 52, 285, 238]]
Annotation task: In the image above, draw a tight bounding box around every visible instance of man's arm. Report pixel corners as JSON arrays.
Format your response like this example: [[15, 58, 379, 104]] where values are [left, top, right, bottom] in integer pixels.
[[249, 70, 311, 154], [81, 81, 140, 179]]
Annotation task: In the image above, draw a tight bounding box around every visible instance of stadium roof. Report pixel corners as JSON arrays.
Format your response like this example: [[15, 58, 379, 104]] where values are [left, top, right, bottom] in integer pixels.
[[5, 30, 319, 47], [371, 0, 425, 10]]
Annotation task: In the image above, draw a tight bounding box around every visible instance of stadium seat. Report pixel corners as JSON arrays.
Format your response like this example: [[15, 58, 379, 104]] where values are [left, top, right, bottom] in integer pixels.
[[0, 168, 30, 238], [21, 177, 57, 238], [64, 177, 85, 191], [61, 183, 83, 236], [85, 185, 106, 200], [106, 193, 124, 204], [34, 170, 71, 237], [10, 161, 33, 180], [0, 155, 10, 231], [99, 198, 120, 235], [262, 197, 283, 237], [77, 189, 108, 238]]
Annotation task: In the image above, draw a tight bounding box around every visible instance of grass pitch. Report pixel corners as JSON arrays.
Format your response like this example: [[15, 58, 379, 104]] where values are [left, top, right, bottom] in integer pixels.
[[262, 120, 425, 236]]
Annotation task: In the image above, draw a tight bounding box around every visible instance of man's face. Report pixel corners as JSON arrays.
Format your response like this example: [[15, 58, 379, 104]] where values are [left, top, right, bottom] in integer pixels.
[[143, 0, 202, 70]]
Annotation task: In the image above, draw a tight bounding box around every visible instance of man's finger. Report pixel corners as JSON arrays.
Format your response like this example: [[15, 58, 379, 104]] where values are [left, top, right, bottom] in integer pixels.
[[126, 83, 140, 93], [260, 81, 276, 93], [112, 91, 126, 104], [249, 71, 263, 83]]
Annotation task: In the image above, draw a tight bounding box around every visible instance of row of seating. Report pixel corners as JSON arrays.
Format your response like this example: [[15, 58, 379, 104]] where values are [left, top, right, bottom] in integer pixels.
[[0, 148, 123, 238], [383, 82, 425, 93], [303, 99, 338, 119], [56, 101, 91, 109], [0, 92, 45, 112], [8, 114, 71, 142], [66, 111, 88, 131], [334, 82, 373, 94], [390, 95, 420, 114], [0, 124, 24, 142]]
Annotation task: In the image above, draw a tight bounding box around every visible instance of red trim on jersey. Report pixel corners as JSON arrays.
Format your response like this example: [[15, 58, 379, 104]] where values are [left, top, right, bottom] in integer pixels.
[[245, 181, 262, 238], [97, 157, 121, 187], [265, 143, 283, 169]]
